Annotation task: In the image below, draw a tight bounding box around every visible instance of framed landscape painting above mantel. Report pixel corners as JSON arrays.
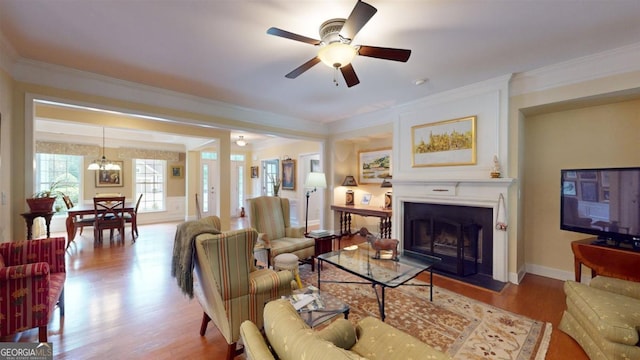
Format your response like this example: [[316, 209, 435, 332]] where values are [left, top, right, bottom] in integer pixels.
[[358, 148, 391, 184], [411, 116, 477, 167]]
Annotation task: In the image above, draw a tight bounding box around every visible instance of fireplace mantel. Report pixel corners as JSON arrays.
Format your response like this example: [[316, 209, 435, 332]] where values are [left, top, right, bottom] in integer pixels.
[[392, 178, 515, 198], [392, 177, 516, 283]]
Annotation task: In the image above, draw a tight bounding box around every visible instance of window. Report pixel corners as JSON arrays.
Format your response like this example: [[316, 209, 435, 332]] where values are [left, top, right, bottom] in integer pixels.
[[35, 153, 82, 213], [262, 159, 279, 196], [135, 159, 166, 212]]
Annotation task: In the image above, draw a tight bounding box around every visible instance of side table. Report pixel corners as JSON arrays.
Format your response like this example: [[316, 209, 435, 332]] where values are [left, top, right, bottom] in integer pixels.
[[286, 287, 350, 328], [20, 211, 55, 240], [306, 231, 341, 269]]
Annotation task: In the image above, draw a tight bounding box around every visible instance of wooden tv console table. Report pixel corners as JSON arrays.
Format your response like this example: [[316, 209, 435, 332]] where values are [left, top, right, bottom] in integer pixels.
[[571, 238, 640, 282]]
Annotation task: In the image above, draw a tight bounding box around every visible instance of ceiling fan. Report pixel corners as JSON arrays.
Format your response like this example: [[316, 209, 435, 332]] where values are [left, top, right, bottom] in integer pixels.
[[267, 0, 411, 87]]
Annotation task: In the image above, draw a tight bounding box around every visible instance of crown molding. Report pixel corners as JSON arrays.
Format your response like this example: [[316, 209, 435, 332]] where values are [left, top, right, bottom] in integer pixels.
[[511, 42, 640, 96], [11, 58, 329, 137], [0, 33, 18, 75]]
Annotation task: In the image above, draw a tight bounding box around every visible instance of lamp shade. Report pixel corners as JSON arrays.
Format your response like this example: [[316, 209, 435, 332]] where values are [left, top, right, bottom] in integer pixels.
[[318, 42, 357, 69], [305, 172, 327, 189], [341, 175, 358, 187]]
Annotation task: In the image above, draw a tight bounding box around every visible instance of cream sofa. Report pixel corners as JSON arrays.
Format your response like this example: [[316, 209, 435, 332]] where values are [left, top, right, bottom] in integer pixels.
[[240, 299, 451, 360], [559, 276, 640, 360]]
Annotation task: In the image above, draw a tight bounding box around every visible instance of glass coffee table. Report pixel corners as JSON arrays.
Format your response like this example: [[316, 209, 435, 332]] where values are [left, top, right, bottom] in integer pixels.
[[317, 242, 440, 321], [286, 286, 350, 328]]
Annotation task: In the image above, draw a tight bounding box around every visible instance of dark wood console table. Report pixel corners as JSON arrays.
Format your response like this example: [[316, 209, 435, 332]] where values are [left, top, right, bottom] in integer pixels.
[[330, 204, 392, 238], [20, 211, 55, 240], [572, 238, 640, 282]]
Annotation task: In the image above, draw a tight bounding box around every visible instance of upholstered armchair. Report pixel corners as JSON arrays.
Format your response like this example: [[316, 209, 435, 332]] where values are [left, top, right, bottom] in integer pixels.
[[0, 237, 66, 342], [246, 196, 316, 269], [187, 216, 293, 360]]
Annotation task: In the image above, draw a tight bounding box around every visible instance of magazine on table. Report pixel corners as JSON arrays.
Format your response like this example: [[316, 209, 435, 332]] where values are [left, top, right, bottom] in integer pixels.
[[290, 293, 325, 311]]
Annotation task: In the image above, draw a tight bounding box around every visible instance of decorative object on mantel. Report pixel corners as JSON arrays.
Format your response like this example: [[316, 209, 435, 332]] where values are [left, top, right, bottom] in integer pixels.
[[411, 116, 477, 167], [490, 155, 502, 178], [381, 176, 392, 209], [496, 193, 508, 231], [87, 128, 121, 171], [341, 175, 358, 205]]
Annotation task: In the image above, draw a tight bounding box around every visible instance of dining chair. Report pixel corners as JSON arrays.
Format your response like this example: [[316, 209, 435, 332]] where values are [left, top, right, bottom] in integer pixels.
[[63, 195, 95, 237], [93, 196, 126, 245], [124, 194, 143, 240]]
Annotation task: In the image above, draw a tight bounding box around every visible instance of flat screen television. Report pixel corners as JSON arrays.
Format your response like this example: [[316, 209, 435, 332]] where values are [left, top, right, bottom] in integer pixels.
[[560, 167, 640, 250]]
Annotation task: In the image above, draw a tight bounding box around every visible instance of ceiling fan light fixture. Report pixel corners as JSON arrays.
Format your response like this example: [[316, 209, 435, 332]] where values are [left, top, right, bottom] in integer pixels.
[[318, 42, 357, 69], [235, 135, 247, 147]]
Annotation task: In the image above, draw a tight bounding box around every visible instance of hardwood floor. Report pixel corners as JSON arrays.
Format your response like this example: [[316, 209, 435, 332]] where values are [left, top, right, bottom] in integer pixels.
[[5, 220, 587, 359]]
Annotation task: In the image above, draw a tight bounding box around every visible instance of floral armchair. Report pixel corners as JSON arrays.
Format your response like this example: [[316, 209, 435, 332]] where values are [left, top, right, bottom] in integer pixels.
[[0, 237, 66, 342]]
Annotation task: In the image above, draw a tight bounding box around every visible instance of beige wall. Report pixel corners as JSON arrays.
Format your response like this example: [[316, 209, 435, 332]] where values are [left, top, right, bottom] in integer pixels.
[[250, 139, 321, 198], [522, 98, 640, 276]]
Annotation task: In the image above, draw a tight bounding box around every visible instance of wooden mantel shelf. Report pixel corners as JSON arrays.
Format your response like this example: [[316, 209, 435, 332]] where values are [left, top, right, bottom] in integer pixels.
[[393, 178, 516, 186]]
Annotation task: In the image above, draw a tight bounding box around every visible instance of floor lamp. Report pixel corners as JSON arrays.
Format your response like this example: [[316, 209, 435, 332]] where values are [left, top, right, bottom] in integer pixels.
[[304, 172, 327, 234]]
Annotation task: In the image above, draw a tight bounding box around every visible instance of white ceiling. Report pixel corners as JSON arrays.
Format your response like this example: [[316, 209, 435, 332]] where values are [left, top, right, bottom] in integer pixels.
[[2, 0, 640, 127]]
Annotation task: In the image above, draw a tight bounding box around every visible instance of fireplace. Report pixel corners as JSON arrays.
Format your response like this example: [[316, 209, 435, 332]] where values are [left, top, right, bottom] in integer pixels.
[[403, 202, 493, 278]]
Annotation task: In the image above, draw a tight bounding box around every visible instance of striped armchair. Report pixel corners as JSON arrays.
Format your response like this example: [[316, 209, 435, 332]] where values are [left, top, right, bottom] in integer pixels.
[[0, 237, 66, 342], [191, 217, 293, 360], [247, 196, 316, 269]]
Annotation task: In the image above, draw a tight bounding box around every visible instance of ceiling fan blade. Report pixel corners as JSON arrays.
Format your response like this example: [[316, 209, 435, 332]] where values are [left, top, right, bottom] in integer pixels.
[[285, 57, 321, 79], [267, 27, 321, 46], [339, 1, 377, 41], [358, 45, 412, 62], [340, 64, 360, 87]]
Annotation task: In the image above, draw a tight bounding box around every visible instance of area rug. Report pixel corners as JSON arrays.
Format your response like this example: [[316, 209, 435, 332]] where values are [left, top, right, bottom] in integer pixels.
[[299, 265, 551, 360]]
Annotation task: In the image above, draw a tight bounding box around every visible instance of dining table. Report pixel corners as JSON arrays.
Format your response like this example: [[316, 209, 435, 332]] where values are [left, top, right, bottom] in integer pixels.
[[66, 202, 135, 245]]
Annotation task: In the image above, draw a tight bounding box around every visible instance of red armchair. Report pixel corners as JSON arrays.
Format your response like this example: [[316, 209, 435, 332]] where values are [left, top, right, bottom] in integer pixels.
[[0, 237, 66, 342]]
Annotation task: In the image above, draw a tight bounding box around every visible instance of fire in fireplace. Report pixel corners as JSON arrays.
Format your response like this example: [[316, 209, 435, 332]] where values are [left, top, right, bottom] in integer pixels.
[[403, 202, 493, 278]]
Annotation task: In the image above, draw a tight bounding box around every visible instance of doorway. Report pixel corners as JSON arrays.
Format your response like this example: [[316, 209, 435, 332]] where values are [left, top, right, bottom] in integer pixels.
[[200, 152, 218, 218]]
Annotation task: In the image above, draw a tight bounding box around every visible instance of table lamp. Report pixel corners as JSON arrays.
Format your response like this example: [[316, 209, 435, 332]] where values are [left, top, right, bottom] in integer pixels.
[[341, 175, 358, 205], [304, 172, 327, 234]]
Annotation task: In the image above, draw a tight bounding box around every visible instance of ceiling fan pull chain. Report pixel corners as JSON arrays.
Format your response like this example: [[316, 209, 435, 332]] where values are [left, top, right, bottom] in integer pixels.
[[333, 67, 339, 87]]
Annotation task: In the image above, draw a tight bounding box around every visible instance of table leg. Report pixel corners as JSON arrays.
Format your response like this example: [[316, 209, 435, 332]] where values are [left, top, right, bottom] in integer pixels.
[[338, 211, 345, 235], [25, 218, 34, 240], [317, 258, 322, 289], [43, 214, 53, 238], [574, 258, 581, 282], [430, 267, 434, 301]]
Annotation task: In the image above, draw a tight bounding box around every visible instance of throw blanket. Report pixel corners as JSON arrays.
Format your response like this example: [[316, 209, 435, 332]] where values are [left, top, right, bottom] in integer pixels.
[[171, 220, 220, 298]]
